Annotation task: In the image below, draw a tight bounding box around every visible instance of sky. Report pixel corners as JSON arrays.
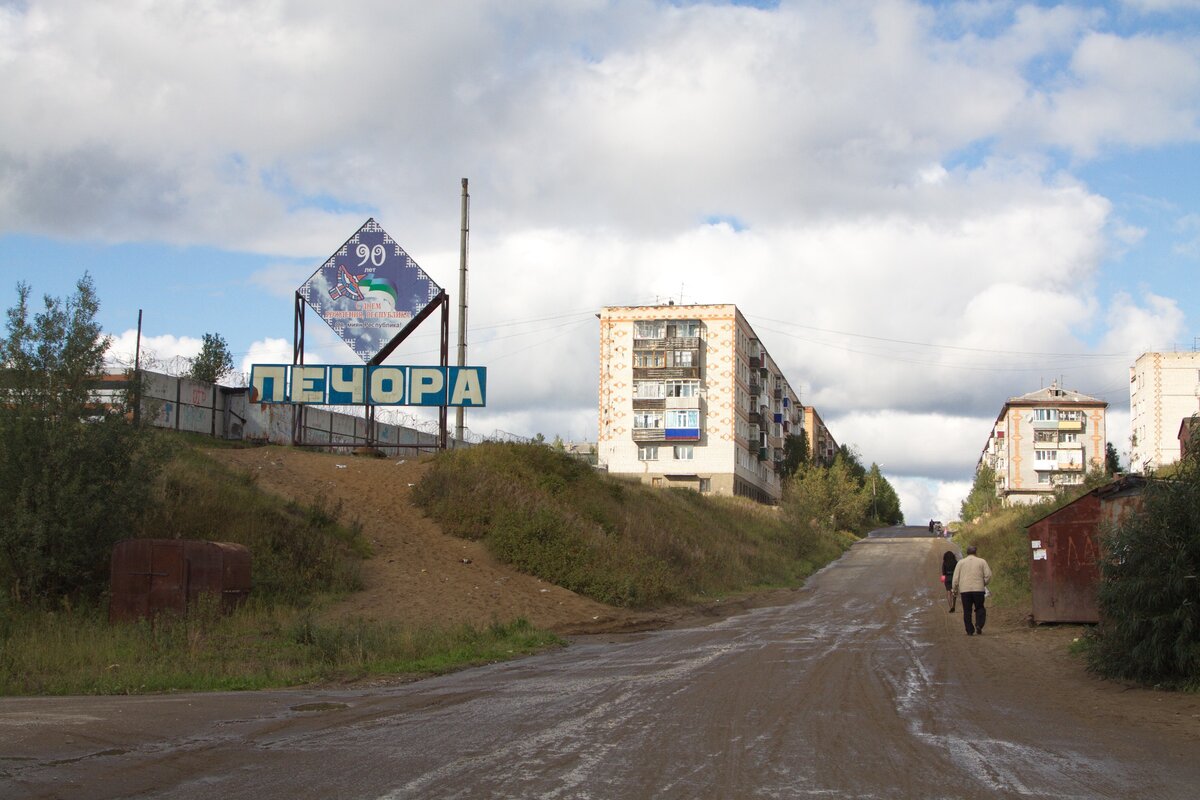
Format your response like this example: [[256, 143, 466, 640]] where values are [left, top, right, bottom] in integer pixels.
[[2, 0, 1198, 523]]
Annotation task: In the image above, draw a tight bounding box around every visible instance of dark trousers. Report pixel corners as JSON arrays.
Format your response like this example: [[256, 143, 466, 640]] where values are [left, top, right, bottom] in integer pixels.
[[960, 591, 986, 634]]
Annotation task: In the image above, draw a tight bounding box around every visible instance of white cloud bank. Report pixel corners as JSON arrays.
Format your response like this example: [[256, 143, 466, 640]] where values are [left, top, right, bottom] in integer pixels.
[[4, 1, 1199, 523]]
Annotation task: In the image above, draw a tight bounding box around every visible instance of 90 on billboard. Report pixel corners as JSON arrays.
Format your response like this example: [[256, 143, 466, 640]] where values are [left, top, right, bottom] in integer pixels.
[[250, 365, 487, 407]]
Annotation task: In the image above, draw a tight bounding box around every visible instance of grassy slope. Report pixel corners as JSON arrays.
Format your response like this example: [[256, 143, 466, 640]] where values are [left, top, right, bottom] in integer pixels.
[[412, 443, 854, 609]]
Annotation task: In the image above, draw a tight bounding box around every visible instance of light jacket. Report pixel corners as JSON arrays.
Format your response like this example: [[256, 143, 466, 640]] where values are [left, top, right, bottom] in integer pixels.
[[951, 554, 992, 594]]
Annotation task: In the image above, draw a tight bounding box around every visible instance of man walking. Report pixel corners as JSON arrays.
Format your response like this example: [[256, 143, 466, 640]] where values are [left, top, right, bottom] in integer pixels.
[[951, 544, 992, 636]]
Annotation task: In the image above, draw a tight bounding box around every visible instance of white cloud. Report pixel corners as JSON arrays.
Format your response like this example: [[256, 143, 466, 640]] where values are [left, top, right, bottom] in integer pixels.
[[5, 0, 1197, 514], [106, 329, 202, 374], [890, 475, 973, 525], [1100, 290, 1187, 355]]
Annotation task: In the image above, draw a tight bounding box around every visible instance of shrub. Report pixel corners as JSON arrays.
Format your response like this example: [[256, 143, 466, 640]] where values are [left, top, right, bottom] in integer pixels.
[[0, 276, 166, 605], [1088, 442, 1200, 687]]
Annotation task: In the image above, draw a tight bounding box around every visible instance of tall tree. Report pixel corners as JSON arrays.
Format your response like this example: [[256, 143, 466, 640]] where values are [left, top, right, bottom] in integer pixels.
[[187, 332, 234, 384], [960, 464, 1001, 522], [0, 276, 164, 605], [1105, 442, 1121, 476], [863, 462, 903, 525], [779, 431, 809, 480]]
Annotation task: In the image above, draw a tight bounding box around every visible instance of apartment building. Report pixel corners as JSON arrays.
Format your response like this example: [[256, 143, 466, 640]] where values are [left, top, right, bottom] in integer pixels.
[[597, 303, 810, 504], [977, 384, 1108, 505], [1129, 350, 1200, 473], [802, 405, 839, 465]]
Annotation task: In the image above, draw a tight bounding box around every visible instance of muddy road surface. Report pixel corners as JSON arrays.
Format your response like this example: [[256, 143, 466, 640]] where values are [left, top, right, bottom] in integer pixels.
[[5, 529, 1200, 799]]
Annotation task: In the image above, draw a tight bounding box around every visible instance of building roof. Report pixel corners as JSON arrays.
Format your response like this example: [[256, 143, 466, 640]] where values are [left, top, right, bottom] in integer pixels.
[[1022, 474, 1148, 529], [1006, 384, 1107, 406]]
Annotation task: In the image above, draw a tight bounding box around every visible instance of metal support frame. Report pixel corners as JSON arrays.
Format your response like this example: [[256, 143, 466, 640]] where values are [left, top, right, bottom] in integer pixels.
[[292, 292, 306, 446], [291, 271, 452, 453]]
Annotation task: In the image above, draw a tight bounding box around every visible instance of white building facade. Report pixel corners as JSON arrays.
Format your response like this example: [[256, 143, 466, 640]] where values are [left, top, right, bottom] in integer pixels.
[[597, 304, 807, 504], [1129, 350, 1200, 473], [977, 385, 1107, 505]]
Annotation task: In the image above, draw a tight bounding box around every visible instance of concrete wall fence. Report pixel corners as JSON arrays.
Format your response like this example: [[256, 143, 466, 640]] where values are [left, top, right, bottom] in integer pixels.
[[100, 370, 445, 454]]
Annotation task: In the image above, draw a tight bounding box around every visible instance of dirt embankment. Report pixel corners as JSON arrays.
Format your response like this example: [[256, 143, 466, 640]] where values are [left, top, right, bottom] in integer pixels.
[[211, 446, 769, 635]]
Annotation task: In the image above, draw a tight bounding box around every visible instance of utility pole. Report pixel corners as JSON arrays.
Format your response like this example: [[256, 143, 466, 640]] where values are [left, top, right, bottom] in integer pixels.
[[455, 178, 470, 444]]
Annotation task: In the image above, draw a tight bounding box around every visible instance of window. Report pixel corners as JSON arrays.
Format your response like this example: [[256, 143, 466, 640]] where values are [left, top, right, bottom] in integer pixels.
[[633, 411, 664, 429], [666, 409, 700, 429], [673, 320, 701, 337], [1035, 408, 1059, 421], [699, 478, 711, 493], [1037, 472, 1052, 484], [634, 351, 665, 368], [635, 321, 665, 339], [634, 381, 665, 399], [673, 350, 695, 367], [1035, 450, 1057, 461], [638, 445, 659, 461], [673, 445, 694, 460], [1059, 432, 1078, 443], [666, 380, 699, 397], [1035, 430, 1057, 442], [1060, 410, 1080, 421]]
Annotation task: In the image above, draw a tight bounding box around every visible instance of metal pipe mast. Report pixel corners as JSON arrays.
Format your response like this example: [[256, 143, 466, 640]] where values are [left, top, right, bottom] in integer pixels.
[[455, 177, 470, 444]]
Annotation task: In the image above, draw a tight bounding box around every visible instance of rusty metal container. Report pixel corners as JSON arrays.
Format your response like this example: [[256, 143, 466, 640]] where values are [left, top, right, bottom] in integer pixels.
[[1026, 476, 1147, 624], [1027, 493, 1102, 623], [109, 539, 251, 623]]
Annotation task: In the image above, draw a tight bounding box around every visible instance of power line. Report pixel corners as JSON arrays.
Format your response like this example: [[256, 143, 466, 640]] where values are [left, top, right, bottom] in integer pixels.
[[745, 314, 1134, 359]]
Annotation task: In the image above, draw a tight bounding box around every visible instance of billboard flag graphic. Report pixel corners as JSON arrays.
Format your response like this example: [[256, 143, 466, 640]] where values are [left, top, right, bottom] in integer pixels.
[[299, 218, 443, 363]]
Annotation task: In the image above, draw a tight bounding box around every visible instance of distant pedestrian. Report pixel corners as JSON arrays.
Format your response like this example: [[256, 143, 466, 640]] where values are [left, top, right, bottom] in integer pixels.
[[928, 519, 935, 533], [941, 551, 958, 613], [951, 544, 992, 635]]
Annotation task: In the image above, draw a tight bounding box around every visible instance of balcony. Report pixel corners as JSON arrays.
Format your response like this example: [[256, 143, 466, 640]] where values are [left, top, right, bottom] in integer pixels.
[[632, 398, 665, 410], [749, 356, 762, 369], [633, 336, 701, 350], [1057, 440, 1082, 450], [1058, 419, 1084, 432], [1032, 418, 1059, 430], [634, 367, 700, 380], [632, 428, 666, 443], [665, 396, 701, 410], [1058, 461, 1084, 472]]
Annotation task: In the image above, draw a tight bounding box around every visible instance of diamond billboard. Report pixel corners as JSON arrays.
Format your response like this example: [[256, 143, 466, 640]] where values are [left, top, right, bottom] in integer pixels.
[[298, 218, 443, 363]]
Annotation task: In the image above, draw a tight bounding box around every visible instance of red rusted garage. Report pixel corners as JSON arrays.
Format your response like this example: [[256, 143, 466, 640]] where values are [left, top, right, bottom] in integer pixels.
[[109, 539, 251, 622], [1025, 476, 1146, 624]]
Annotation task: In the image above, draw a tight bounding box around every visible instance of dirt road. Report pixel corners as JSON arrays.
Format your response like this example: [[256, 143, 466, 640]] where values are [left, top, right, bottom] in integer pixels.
[[4, 530, 1200, 799]]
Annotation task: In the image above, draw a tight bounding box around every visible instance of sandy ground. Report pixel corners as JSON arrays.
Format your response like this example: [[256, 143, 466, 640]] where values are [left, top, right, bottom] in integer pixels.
[[210, 445, 726, 635]]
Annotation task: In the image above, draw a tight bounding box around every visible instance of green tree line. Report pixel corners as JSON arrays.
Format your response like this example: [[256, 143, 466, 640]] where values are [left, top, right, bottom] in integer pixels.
[[779, 434, 903, 540]]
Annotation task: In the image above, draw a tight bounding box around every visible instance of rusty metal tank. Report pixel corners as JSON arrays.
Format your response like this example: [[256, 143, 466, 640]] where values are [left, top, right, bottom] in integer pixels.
[[109, 539, 251, 622]]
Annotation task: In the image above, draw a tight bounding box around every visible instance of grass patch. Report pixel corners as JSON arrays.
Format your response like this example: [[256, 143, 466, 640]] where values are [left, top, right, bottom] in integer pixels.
[[0, 597, 561, 695], [133, 444, 369, 604], [412, 443, 852, 608]]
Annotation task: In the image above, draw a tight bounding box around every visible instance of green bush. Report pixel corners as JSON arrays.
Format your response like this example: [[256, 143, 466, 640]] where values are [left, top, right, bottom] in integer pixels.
[[134, 447, 368, 605], [1088, 445, 1200, 687], [0, 276, 167, 605]]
